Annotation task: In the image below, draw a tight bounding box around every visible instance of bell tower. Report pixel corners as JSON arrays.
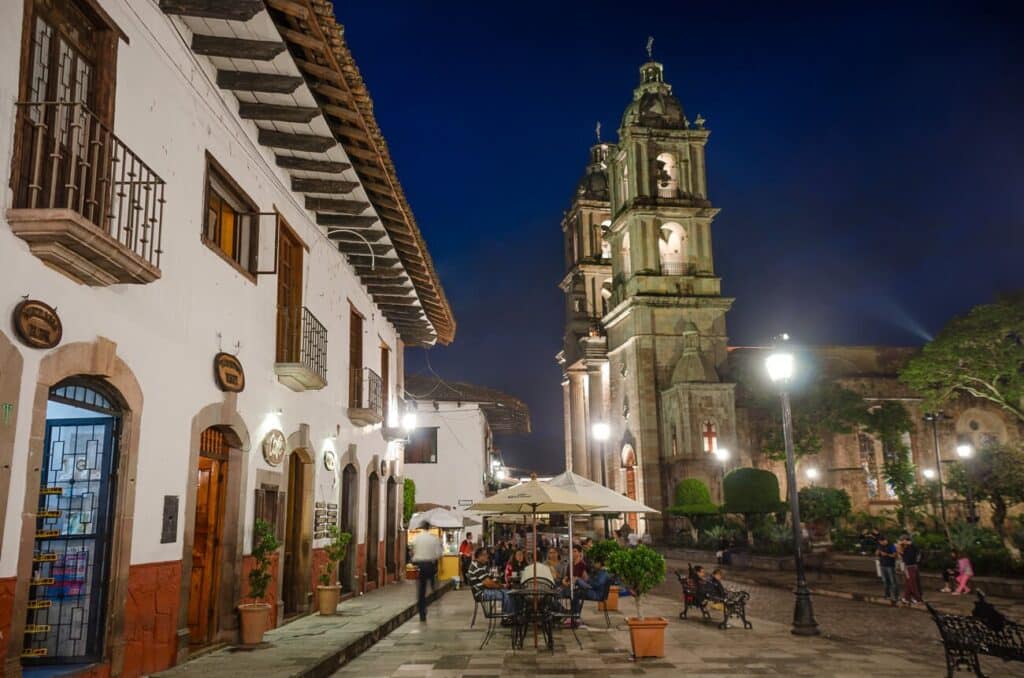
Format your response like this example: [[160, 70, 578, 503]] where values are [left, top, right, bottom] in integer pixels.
[[602, 47, 737, 533]]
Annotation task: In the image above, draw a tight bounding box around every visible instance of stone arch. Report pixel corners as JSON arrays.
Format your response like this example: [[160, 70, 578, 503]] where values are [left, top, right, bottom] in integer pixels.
[[338, 449, 360, 593], [655, 152, 678, 197], [659, 222, 687, 275], [0, 330, 23, 576], [176, 395, 250, 655], [7, 338, 142, 677], [365, 463, 382, 590]]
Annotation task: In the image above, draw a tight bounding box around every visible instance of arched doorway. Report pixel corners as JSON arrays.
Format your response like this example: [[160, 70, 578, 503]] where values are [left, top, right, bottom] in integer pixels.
[[187, 427, 230, 646], [385, 477, 397, 580], [340, 464, 358, 593], [622, 445, 638, 532], [283, 450, 312, 616], [22, 379, 122, 666], [366, 471, 380, 588]]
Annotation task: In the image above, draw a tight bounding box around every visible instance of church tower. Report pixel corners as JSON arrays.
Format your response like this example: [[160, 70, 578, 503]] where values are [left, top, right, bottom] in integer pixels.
[[602, 51, 736, 534], [557, 139, 612, 482]]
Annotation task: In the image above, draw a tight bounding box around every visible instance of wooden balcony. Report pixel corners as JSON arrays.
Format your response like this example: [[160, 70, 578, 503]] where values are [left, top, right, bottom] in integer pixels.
[[274, 307, 328, 391], [7, 101, 166, 285], [347, 367, 383, 426]]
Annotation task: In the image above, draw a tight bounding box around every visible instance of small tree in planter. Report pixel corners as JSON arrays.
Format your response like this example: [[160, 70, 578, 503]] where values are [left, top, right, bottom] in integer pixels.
[[316, 524, 353, 615], [239, 519, 280, 645], [608, 545, 667, 658], [588, 540, 623, 610]]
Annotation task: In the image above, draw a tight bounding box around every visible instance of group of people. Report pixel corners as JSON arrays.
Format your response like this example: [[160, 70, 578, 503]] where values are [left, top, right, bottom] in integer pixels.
[[685, 564, 728, 607], [871, 531, 974, 605]]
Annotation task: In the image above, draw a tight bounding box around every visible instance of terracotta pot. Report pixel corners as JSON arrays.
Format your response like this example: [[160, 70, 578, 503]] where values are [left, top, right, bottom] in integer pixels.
[[238, 602, 271, 645], [317, 585, 341, 615], [405, 565, 419, 581], [599, 585, 620, 611], [626, 616, 668, 658]]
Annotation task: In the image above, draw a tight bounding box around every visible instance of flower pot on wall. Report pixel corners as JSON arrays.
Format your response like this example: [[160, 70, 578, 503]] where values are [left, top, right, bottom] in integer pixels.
[[316, 585, 341, 616], [626, 616, 668, 658], [238, 602, 272, 645], [599, 585, 620, 612]]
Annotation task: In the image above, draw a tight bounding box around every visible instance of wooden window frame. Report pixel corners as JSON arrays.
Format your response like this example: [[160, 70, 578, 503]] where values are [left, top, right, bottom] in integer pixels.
[[403, 427, 438, 464], [202, 152, 260, 283]]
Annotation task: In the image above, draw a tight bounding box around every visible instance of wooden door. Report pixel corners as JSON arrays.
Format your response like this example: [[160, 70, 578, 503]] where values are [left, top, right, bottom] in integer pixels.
[[276, 221, 303, 363], [348, 308, 363, 406], [188, 432, 228, 645], [380, 345, 390, 423], [283, 453, 304, 615]]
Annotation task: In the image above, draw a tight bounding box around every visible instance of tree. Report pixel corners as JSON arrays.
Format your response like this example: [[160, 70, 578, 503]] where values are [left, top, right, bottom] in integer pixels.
[[723, 468, 785, 544], [668, 478, 719, 541], [947, 442, 1024, 561], [900, 294, 1024, 424], [607, 545, 666, 619], [403, 478, 416, 526], [798, 486, 852, 528]]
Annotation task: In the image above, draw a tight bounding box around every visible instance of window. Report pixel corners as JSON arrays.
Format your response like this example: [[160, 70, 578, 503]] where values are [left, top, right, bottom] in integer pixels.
[[404, 427, 438, 464], [858, 432, 879, 499], [380, 343, 390, 424], [701, 420, 718, 454], [203, 156, 258, 275], [348, 307, 364, 407], [656, 152, 677, 198], [659, 222, 687, 275]]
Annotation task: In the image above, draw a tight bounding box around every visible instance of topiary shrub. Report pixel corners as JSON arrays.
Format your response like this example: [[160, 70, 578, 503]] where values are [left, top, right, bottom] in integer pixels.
[[403, 478, 416, 526], [798, 486, 852, 529], [607, 545, 666, 619], [668, 478, 720, 541], [588, 539, 621, 568], [723, 468, 785, 544]]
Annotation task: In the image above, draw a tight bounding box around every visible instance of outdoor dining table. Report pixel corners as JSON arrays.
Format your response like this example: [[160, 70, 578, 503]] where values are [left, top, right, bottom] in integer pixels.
[[507, 587, 559, 650]]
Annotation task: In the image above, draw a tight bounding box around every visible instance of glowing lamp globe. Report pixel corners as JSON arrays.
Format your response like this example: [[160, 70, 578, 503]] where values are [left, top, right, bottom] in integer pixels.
[[713, 447, 730, 462], [401, 412, 418, 431], [922, 468, 937, 480], [956, 443, 973, 459], [592, 422, 611, 441], [766, 351, 795, 383]]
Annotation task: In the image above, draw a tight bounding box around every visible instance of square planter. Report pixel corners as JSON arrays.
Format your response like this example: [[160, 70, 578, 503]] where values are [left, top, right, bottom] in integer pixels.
[[626, 616, 668, 658]]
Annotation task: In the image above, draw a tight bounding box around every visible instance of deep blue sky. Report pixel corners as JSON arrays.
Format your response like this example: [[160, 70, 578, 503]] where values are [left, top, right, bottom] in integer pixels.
[[336, 1, 1024, 475]]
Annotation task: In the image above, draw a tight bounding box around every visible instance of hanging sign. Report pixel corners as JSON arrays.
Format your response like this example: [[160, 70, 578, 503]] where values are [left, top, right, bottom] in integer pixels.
[[262, 429, 286, 467], [213, 352, 245, 392], [12, 299, 62, 349]]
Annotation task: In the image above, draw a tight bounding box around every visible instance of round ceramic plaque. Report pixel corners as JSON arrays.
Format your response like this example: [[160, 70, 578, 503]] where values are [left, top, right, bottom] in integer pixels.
[[262, 429, 286, 466], [323, 449, 337, 472]]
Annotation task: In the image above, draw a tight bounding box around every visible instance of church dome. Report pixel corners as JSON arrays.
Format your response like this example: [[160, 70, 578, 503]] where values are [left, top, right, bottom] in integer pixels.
[[574, 142, 610, 201], [621, 61, 687, 130]]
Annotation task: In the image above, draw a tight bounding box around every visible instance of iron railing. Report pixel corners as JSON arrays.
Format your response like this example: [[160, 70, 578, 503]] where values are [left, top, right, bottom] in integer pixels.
[[14, 101, 166, 269], [277, 306, 328, 383], [349, 367, 383, 416], [660, 260, 687, 275]]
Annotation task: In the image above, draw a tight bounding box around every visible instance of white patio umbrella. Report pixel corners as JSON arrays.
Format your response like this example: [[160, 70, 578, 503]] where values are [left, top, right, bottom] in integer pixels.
[[468, 476, 603, 647], [408, 507, 463, 530], [546, 470, 659, 537]]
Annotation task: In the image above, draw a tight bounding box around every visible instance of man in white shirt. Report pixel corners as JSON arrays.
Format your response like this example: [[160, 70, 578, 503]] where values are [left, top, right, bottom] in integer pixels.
[[627, 531, 640, 548], [412, 530, 443, 621]]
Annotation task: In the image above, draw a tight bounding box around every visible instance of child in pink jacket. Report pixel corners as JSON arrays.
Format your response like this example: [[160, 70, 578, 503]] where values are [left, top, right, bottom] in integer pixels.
[[952, 552, 974, 595]]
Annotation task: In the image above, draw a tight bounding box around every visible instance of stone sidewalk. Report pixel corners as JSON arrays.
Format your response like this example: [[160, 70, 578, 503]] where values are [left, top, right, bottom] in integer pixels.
[[157, 580, 449, 678], [332, 587, 1024, 677]]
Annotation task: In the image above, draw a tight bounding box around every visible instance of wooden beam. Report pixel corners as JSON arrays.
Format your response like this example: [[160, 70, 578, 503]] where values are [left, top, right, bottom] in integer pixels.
[[321, 103, 363, 124], [239, 103, 319, 123], [292, 177, 359, 194], [276, 155, 350, 174], [159, 0, 264, 21], [312, 83, 354, 104], [191, 35, 285, 60], [365, 284, 413, 294], [275, 25, 323, 52], [217, 70, 302, 94], [317, 213, 379, 229], [258, 129, 335, 153], [347, 254, 399, 266], [331, 230, 388, 243], [294, 57, 345, 86], [265, 0, 308, 20], [334, 124, 371, 143], [341, 144, 381, 163], [337, 242, 395, 256], [305, 196, 370, 214]]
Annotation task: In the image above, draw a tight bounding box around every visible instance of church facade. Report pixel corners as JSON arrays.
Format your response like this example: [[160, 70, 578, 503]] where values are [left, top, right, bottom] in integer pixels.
[[557, 55, 1021, 536]]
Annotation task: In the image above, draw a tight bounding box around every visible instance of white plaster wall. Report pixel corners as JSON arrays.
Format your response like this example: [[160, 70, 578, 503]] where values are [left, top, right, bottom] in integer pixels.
[[0, 0, 406, 574], [403, 403, 488, 509]]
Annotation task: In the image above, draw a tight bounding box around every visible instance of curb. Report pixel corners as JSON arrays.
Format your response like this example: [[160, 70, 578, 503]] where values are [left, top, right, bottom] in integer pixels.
[[295, 581, 453, 678], [723, 572, 938, 614]]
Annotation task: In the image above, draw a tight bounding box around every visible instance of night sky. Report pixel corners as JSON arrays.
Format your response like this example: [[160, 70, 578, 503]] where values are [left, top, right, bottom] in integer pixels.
[[336, 1, 1024, 475]]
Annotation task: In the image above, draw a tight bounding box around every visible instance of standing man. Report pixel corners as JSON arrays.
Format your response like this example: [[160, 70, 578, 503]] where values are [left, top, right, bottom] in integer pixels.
[[412, 529, 443, 622], [899, 534, 923, 605], [459, 532, 475, 582], [876, 535, 900, 605]]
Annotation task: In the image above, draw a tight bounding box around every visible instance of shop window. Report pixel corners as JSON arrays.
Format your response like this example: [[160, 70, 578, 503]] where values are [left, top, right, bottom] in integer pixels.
[[203, 155, 258, 276]]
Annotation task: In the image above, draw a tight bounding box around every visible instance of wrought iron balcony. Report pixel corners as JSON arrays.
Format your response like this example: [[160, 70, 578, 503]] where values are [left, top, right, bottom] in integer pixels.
[[274, 307, 328, 391], [347, 367, 383, 426], [7, 101, 166, 285]]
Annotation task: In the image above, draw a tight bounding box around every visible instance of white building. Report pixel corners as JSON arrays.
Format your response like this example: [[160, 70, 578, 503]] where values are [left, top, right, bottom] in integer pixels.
[[402, 375, 530, 510], [0, 1, 455, 676]]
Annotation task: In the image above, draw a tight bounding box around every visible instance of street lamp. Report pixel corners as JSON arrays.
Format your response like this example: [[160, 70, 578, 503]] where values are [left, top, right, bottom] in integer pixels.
[[766, 336, 819, 637], [957, 443, 979, 523], [713, 447, 730, 502], [805, 467, 820, 484], [592, 422, 611, 537], [923, 412, 951, 529]]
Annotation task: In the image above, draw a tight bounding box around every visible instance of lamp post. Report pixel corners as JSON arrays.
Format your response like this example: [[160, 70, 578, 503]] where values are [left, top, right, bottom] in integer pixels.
[[766, 336, 819, 637], [592, 422, 611, 537], [805, 467, 819, 486], [713, 447, 730, 503], [923, 412, 950, 528], [957, 443, 979, 523]]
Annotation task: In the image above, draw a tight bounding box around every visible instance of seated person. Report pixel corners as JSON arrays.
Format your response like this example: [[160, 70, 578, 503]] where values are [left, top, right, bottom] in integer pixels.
[[467, 547, 511, 614], [690, 565, 711, 605], [505, 548, 527, 586], [707, 568, 727, 597]]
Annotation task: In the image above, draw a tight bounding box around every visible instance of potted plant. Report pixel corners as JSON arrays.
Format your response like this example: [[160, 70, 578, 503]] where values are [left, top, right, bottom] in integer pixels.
[[316, 524, 352, 615], [239, 519, 280, 645], [589, 539, 623, 611], [607, 545, 667, 658]]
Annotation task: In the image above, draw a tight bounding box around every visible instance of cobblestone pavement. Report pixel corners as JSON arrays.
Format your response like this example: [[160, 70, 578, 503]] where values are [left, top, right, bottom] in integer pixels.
[[332, 586, 1024, 677]]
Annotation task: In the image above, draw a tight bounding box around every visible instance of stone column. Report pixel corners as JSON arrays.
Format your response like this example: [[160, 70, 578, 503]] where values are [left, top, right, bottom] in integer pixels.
[[568, 370, 590, 477], [586, 362, 605, 484]]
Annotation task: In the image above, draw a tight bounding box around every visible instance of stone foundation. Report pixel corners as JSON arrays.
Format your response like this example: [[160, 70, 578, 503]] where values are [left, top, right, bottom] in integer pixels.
[[123, 560, 181, 677]]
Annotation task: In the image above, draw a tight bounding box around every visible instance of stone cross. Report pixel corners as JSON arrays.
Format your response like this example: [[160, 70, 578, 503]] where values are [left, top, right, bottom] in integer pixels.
[[646, 36, 654, 60]]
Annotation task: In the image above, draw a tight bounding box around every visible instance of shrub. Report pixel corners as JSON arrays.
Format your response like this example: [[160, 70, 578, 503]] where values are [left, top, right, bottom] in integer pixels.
[[248, 519, 281, 600], [669, 478, 720, 540], [318, 524, 353, 587], [723, 468, 784, 543], [403, 478, 416, 526], [588, 539, 621, 567], [608, 545, 666, 619], [798, 487, 852, 527]]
